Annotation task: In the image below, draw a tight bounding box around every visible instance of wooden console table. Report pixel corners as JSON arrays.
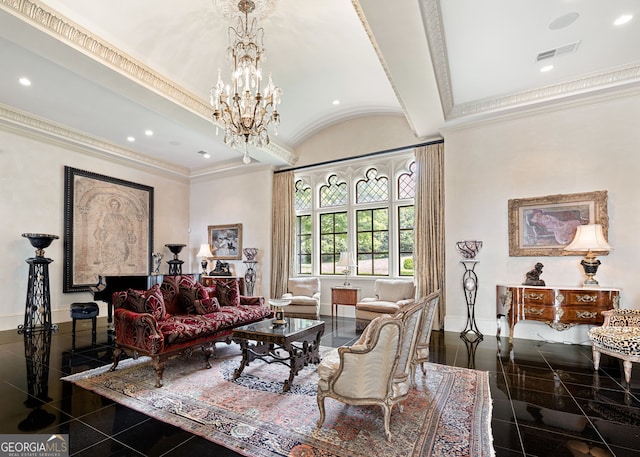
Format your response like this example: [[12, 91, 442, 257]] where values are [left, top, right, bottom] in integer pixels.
[[496, 284, 620, 342], [331, 287, 360, 318]]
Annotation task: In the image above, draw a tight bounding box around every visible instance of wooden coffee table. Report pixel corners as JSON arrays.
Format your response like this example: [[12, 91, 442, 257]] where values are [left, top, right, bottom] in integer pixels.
[[232, 317, 325, 392]]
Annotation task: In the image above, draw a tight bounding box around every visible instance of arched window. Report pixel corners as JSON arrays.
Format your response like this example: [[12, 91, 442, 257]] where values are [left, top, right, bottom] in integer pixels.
[[356, 168, 388, 203], [319, 175, 347, 207], [398, 161, 416, 199], [294, 179, 312, 211], [293, 152, 415, 277]]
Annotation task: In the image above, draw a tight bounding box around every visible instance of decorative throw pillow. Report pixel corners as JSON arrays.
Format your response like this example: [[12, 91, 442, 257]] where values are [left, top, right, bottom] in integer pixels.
[[127, 285, 167, 321], [160, 276, 181, 315], [194, 297, 220, 315], [216, 278, 241, 307], [125, 289, 146, 313], [178, 275, 197, 289], [180, 283, 208, 314], [202, 284, 217, 300]]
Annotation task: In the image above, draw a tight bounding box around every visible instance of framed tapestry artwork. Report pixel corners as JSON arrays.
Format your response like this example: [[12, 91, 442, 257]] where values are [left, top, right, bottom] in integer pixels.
[[208, 223, 242, 260], [508, 190, 608, 257], [63, 166, 154, 292]]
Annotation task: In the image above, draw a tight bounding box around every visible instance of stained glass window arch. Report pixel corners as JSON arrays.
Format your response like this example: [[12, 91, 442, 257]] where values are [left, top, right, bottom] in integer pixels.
[[398, 160, 416, 200], [319, 174, 347, 207], [294, 179, 312, 211], [356, 167, 389, 204]]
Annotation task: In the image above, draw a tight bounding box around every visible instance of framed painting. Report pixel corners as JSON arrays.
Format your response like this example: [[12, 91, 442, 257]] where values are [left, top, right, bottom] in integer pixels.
[[63, 167, 154, 292], [208, 223, 242, 260], [508, 190, 608, 257]]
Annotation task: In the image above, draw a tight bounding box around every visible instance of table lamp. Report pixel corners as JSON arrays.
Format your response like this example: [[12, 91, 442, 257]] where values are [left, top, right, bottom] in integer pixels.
[[336, 252, 357, 286], [564, 224, 612, 286], [196, 243, 214, 275]]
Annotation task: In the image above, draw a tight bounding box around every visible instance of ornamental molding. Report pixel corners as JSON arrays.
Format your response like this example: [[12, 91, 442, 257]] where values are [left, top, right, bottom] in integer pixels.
[[351, 0, 419, 138], [0, 0, 293, 167], [420, 0, 640, 123], [0, 0, 211, 120], [0, 103, 190, 180], [419, 0, 454, 116], [441, 85, 640, 134]]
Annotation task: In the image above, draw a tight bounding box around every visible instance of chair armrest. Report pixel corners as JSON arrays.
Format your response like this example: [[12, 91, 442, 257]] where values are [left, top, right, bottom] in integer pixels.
[[113, 308, 164, 354], [603, 309, 640, 327], [282, 293, 293, 299], [396, 298, 415, 307], [312, 292, 321, 300], [240, 295, 265, 306]]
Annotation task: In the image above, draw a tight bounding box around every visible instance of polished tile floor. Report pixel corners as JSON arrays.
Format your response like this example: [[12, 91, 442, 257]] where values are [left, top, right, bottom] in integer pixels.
[[0, 316, 638, 456]]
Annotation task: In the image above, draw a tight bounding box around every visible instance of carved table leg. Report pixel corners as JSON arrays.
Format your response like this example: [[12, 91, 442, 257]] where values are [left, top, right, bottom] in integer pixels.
[[234, 340, 250, 380], [110, 347, 123, 372], [152, 356, 165, 388]]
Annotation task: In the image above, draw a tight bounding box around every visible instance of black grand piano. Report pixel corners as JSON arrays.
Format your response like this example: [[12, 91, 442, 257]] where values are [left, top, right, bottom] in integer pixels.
[[90, 275, 164, 332]]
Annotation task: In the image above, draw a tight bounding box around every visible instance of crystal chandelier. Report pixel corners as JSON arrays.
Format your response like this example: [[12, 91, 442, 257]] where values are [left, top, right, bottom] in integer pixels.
[[211, 0, 282, 158]]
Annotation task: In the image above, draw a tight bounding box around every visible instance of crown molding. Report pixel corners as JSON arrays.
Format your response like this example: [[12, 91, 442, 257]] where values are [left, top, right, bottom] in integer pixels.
[[419, 0, 454, 117], [421, 0, 640, 123], [0, 103, 190, 180], [0, 0, 294, 166], [352, 0, 421, 139], [0, 0, 211, 120], [440, 84, 640, 134]]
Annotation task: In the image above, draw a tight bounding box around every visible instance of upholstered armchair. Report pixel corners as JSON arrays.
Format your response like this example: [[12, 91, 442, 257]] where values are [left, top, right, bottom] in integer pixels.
[[355, 279, 416, 331], [410, 290, 440, 384], [317, 300, 423, 441], [281, 277, 321, 319], [588, 309, 640, 384]]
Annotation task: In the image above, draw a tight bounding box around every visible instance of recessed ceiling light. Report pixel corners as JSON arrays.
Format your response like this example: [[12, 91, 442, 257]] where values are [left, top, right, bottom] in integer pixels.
[[197, 150, 211, 159], [549, 12, 579, 30], [332, 100, 340, 105], [144, 129, 154, 136], [614, 14, 633, 26], [127, 136, 135, 142], [540, 65, 554, 73], [18, 77, 31, 86]]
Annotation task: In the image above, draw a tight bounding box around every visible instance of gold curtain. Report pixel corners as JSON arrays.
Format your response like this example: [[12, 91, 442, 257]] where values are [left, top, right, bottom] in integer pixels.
[[270, 171, 295, 298], [414, 142, 446, 330]]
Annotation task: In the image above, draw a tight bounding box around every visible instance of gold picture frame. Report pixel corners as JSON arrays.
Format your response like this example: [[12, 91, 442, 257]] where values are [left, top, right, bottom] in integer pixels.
[[508, 190, 609, 257], [208, 223, 242, 260]]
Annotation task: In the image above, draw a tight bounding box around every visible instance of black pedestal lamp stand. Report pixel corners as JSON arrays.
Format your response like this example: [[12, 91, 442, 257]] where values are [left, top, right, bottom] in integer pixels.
[[20, 233, 59, 334], [165, 244, 186, 275], [456, 240, 483, 342]]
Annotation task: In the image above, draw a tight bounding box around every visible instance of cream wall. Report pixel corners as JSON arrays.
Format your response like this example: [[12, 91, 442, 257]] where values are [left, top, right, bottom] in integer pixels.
[[294, 114, 421, 167], [4, 95, 639, 340], [444, 93, 640, 342], [189, 168, 274, 298], [0, 127, 190, 331]]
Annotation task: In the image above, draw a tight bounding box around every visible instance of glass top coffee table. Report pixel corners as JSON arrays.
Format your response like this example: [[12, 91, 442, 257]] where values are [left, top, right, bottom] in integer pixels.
[[231, 317, 325, 392]]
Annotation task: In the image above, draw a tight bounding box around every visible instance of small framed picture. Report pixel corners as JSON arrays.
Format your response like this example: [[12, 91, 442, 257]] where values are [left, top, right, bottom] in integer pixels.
[[208, 223, 242, 260]]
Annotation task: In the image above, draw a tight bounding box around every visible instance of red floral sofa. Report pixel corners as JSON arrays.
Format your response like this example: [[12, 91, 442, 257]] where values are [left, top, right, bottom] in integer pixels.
[[110, 275, 272, 387]]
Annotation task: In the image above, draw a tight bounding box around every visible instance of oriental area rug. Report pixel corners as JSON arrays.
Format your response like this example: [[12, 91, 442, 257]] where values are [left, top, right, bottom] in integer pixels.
[[63, 345, 494, 457]]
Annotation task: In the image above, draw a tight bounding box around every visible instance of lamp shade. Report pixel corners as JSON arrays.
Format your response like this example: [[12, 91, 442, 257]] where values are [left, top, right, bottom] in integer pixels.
[[564, 224, 612, 252], [196, 243, 213, 258], [336, 251, 357, 267]]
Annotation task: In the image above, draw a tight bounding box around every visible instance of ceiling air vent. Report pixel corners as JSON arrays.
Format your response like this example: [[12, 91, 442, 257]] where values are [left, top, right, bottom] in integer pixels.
[[536, 41, 581, 61]]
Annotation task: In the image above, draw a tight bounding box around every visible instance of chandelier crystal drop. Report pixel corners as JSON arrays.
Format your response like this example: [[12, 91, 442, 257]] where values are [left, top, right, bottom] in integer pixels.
[[211, 0, 282, 153]]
